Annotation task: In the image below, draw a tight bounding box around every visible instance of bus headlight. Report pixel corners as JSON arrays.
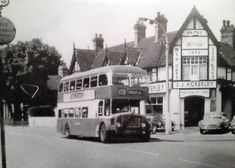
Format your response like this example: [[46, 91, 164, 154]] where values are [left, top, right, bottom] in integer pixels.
[[141, 122, 146, 128], [116, 122, 121, 127]]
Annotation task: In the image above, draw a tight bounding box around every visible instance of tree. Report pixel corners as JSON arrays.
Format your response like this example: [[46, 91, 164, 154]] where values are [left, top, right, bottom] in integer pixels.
[[1, 38, 61, 121]]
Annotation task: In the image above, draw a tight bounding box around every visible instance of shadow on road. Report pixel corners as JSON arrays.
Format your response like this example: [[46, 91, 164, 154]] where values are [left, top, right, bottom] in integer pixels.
[[62, 136, 184, 144]]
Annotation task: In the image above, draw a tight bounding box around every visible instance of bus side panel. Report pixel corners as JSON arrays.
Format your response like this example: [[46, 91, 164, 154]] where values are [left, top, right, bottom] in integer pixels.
[[70, 118, 108, 137]]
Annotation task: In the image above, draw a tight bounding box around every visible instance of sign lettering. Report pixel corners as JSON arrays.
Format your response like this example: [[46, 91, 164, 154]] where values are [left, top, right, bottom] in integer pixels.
[[63, 90, 95, 102], [180, 89, 210, 98], [173, 46, 181, 80], [173, 81, 216, 89], [182, 30, 208, 37], [0, 17, 16, 44], [182, 49, 208, 56], [182, 37, 208, 49], [209, 46, 217, 80]]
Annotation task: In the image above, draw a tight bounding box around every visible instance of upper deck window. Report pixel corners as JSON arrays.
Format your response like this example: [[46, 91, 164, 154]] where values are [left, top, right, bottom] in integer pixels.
[[112, 75, 129, 86], [76, 79, 82, 90], [83, 77, 90, 88], [99, 74, 108, 86], [64, 82, 69, 92], [58, 83, 63, 92], [70, 80, 75, 91], [91, 76, 98, 87]]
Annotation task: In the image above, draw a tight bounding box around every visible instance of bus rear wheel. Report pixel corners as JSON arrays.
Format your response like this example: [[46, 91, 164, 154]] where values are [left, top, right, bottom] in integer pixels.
[[99, 124, 109, 143], [64, 124, 71, 138]]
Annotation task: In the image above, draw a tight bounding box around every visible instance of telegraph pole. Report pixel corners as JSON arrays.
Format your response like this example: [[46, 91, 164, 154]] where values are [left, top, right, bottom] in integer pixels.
[[0, 1, 16, 167]]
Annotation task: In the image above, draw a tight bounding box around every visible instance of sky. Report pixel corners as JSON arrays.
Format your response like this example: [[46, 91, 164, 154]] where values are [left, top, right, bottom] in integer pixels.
[[2, 0, 235, 67]]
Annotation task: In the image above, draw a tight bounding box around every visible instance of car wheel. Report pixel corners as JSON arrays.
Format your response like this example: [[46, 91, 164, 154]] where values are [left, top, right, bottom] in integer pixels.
[[142, 132, 150, 142], [232, 129, 235, 134], [200, 129, 206, 134], [64, 124, 71, 138], [99, 124, 109, 143]]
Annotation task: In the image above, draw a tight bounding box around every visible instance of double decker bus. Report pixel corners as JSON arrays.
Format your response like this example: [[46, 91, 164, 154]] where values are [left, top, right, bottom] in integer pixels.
[[57, 65, 151, 142]]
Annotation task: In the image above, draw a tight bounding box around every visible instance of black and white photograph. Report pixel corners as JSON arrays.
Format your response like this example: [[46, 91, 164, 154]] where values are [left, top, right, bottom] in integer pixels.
[[0, 0, 235, 167]]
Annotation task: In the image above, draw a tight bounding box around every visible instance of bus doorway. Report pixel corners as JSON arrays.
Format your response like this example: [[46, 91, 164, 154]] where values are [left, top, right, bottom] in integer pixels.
[[184, 97, 204, 127]]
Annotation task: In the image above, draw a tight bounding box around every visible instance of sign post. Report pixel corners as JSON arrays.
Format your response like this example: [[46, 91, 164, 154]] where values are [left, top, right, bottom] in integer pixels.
[[0, 1, 15, 168]]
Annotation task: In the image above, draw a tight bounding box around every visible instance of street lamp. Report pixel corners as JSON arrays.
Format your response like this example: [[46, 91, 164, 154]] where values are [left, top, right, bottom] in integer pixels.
[[139, 17, 171, 135]]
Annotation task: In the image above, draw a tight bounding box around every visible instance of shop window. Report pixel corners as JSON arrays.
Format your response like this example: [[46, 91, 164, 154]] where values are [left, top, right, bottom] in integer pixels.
[[99, 74, 108, 86], [145, 97, 163, 114], [227, 69, 232, 80]]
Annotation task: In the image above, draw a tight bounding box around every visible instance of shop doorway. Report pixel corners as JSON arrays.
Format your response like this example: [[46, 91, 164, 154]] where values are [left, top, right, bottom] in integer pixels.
[[184, 97, 204, 126]]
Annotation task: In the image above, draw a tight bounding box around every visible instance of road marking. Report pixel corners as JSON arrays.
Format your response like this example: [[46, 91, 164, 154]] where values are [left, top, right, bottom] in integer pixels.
[[179, 159, 222, 168], [123, 148, 159, 157]]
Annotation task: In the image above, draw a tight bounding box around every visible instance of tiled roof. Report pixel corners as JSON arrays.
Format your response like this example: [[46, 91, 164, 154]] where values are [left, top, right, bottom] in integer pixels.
[[137, 31, 177, 68], [69, 49, 96, 72], [219, 42, 235, 67], [91, 41, 140, 69]]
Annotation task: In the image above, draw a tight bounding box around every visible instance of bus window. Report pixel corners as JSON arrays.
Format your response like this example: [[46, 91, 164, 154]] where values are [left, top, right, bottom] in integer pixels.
[[91, 76, 98, 87], [76, 79, 82, 90], [59, 83, 63, 92], [58, 109, 62, 118], [69, 108, 74, 118], [104, 99, 110, 116], [75, 107, 81, 118], [82, 107, 88, 118], [64, 82, 69, 92], [63, 109, 69, 118], [99, 74, 108, 86], [98, 101, 103, 116], [112, 75, 129, 86], [70, 80, 75, 91], [83, 77, 90, 88]]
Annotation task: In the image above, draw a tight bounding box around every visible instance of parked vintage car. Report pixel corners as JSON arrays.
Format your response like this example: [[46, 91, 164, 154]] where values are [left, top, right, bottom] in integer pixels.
[[198, 112, 230, 134], [230, 115, 235, 134], [146, 113, 175, 133]]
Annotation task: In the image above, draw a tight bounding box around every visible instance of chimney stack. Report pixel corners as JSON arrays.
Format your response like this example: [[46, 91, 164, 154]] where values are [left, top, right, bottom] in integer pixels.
[[220, 20, 235, 49], [93, 33, 104, 51], [134, 21, 146, 47], [155, 12, 168, 42]]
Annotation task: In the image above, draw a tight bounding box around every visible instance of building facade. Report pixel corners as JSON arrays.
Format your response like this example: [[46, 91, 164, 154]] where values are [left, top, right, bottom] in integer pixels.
[[70, 7, 235, 130]]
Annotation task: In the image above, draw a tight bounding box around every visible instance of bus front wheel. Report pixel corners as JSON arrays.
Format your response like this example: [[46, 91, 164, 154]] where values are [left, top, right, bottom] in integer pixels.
[[99, 124, 109, 143]]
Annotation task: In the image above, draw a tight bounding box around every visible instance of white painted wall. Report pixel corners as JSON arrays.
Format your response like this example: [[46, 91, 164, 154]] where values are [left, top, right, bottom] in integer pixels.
[[28, 117, 57, 128]]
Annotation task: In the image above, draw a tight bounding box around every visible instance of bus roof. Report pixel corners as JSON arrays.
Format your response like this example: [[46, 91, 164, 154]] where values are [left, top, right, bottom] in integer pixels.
[[61, 65, 147, 82]]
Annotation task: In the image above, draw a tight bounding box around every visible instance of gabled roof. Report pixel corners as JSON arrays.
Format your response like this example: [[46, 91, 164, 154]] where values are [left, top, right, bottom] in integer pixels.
[[137, 31, 177, 68], [170, 6, 218, 50], [219, 42, 235, 67], [69, 49, 96, 72], [91, 42, 140, 69]]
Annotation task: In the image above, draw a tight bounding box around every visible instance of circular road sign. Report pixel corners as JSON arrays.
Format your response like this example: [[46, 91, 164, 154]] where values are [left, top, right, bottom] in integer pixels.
[[0, 0, 9, 7], [0, 16, 16, 45]]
